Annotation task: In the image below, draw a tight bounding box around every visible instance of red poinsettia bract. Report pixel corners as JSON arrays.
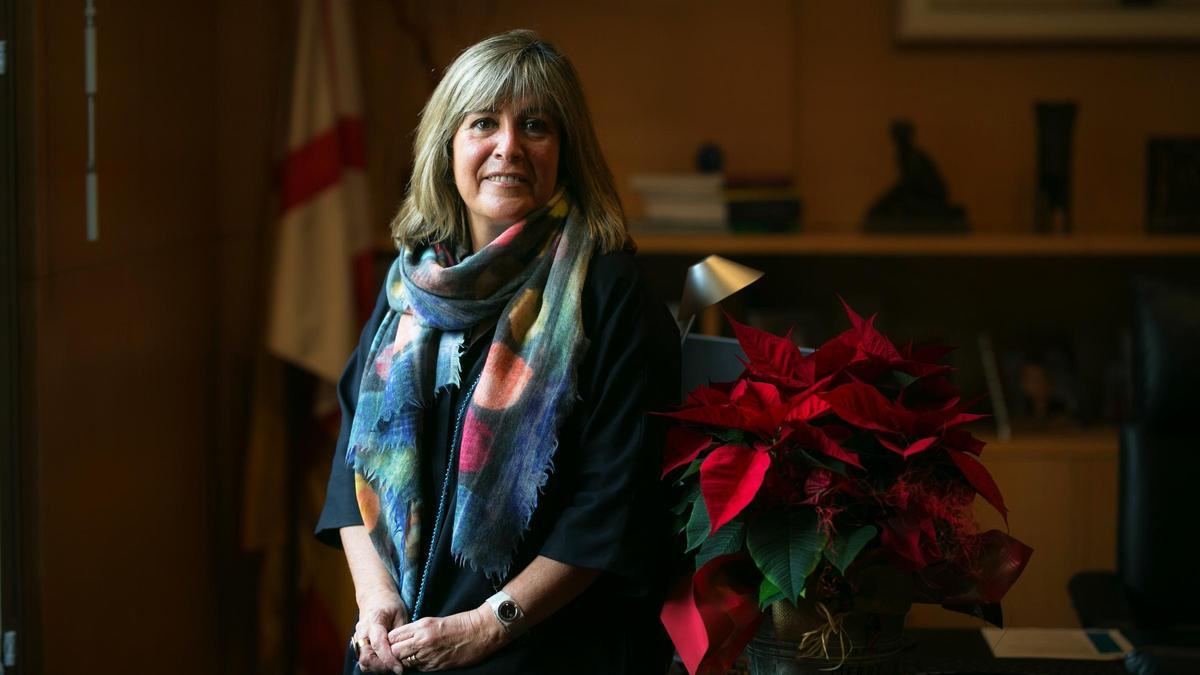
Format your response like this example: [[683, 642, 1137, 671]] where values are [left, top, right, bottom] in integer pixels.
[[658, 298, 1031, 675]]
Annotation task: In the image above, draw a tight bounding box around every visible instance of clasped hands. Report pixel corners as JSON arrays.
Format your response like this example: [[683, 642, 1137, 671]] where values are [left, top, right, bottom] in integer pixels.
[[354, 590, 508, 673]]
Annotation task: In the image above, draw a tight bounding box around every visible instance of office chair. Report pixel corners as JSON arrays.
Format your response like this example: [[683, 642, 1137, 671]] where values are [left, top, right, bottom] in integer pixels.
[[1068, 278, 1200, 674]]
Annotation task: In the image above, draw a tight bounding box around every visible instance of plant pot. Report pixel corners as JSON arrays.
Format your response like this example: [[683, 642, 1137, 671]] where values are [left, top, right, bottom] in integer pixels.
[[743, 601, 907, 675]]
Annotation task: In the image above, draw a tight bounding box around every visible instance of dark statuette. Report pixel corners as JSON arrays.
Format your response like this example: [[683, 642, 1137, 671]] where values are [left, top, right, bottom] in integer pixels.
[[1146, 137, 1200, 234], [1034, 101, 1077, 234], [864, 119, 967, 233], [696, 142, 724, 173]]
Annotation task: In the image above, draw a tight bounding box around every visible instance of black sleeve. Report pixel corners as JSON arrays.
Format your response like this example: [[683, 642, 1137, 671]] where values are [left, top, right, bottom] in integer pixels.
[[314, 283, 392, 548], [537, 251, 681, 591]]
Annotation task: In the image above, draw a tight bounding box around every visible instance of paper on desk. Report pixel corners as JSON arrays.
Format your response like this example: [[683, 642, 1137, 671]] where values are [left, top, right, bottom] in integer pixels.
[[982, 628, 1133, 660]]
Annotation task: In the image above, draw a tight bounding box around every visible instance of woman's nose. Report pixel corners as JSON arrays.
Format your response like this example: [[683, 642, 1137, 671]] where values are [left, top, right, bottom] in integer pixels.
[[493, 123, 524, 161]]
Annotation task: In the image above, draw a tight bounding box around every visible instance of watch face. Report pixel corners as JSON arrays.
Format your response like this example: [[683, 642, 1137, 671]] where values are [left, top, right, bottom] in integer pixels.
[[498, 600, 519, 621]]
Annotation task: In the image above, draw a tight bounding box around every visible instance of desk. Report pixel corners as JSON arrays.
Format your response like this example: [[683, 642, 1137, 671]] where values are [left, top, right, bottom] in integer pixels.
[[717, 628, 1128, 674], [906, 629, 1126, 674]]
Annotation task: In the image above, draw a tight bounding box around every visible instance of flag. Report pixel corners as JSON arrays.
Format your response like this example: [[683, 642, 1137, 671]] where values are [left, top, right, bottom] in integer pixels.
[[244, 1, 375, 673], [268, 0, 374, 379]]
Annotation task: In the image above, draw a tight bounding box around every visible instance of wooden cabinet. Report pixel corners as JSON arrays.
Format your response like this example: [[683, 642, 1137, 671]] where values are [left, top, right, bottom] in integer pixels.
[[910, 429, 1119, 628]]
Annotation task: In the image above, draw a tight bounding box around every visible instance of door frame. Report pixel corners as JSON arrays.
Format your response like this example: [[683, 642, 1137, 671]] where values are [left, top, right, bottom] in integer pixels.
[[1, 0, 31, 672]]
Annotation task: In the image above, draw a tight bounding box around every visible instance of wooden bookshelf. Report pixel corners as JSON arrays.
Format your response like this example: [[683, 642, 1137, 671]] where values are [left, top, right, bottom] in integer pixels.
[[631, 232, 1200, 257]]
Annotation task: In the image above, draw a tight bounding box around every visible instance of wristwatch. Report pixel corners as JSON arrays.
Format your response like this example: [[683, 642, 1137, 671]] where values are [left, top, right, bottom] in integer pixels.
[[485, 590, 527, 637]]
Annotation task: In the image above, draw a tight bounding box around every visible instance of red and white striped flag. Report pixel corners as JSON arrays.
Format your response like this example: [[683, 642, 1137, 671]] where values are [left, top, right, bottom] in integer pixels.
[[245, 1, 375, 673], [268, 0, 374, 383]]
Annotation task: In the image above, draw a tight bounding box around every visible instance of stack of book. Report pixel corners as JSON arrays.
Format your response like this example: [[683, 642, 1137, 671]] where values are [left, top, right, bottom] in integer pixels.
[[724, 174, 802, 233], [629, 173, 727, 232], [629, 172, 803, 233]]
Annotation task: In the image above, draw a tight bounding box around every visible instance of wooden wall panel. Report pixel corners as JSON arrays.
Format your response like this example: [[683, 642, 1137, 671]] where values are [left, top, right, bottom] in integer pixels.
[[23, 1, 222, 673], [35, 0, 220, 279], [33, 252, 218, 674]]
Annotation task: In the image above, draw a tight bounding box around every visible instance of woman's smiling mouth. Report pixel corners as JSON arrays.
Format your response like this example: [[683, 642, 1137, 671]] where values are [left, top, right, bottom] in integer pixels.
[[485, 174, 529, 185]]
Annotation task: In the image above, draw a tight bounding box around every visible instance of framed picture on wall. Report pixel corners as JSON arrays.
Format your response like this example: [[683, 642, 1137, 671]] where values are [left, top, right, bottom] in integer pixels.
[[896, 0, 1200, 44]]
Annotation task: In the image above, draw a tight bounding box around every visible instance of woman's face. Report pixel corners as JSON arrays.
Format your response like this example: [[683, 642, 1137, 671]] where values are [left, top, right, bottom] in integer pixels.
[[452, 97, 560, 244]]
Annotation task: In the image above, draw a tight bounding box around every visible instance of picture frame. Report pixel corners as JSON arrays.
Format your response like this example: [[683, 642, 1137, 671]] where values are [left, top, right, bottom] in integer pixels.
[[896, 0, 1200, 44]]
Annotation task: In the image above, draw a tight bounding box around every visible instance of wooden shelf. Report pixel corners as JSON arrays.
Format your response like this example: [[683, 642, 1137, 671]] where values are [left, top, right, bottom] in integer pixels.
[[630, 232, 1200, 257], [975, 426, 1118, 460]]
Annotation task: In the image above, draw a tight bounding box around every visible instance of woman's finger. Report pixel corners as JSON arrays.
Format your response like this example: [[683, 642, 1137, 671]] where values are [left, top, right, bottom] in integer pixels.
[[350, 626, 372, 672], [359, 649, 385, 673], [388, 616, 430, 643], [390, 619, 440, 671], [389, 633, 422, 660], [354, 635, 385, 673], [393, 618, 458, 671], [367, 621, 403, 673]]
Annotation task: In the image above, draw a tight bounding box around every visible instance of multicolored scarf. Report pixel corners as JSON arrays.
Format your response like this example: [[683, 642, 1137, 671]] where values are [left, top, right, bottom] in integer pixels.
[[346, 192, 593, 610]]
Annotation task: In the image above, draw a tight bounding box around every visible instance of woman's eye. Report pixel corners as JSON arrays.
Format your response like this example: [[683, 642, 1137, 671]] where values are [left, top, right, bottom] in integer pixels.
[[524, 118, 551, 134], [470, 117, 496, 131]]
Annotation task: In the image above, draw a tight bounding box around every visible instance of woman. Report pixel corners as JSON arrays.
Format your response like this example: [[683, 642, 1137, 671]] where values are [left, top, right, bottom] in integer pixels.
[[316, 30, 680, 674]]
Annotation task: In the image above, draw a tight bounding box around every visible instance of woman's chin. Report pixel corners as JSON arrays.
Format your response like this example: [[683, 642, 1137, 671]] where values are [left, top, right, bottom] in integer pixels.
[[478, 201, 540, 225]]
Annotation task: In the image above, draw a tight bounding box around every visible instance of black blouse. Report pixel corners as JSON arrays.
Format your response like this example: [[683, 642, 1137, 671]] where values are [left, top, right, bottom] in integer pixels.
[[316, 250, 681, 674]]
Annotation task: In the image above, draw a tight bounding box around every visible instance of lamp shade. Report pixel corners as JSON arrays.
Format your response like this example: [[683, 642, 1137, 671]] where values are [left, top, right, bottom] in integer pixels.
[[676, 255, 764, 339]]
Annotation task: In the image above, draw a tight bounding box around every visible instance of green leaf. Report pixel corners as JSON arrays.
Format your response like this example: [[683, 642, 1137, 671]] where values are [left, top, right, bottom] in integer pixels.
[[824, 525, 878, 574], [680, 457, 704, 480], [670, 479, 701, 516], [696, 517, 747, 569], [684, 498, 711, 553], [747, 510, 828, 604], [759, 576, 785, 609], [795, 448, 848, 476], [673, 513, 689, 535], [713, 428, 747, 446], [889, 370, 920, 388]]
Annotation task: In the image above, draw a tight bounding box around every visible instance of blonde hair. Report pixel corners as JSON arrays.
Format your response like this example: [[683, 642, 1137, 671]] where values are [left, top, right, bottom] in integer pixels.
[[391, 29, 626, 253]]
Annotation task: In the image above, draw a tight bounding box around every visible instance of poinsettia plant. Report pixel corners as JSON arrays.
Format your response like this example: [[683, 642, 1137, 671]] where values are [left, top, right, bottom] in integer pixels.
[[659, 299, 1032, 675]]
